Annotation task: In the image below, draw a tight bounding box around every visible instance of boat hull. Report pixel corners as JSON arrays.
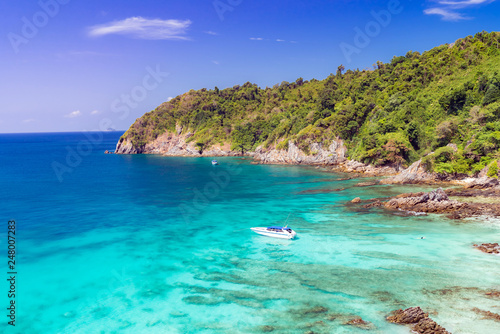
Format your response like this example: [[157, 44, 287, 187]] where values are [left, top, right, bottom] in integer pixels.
[[250, 227, 296, 239]]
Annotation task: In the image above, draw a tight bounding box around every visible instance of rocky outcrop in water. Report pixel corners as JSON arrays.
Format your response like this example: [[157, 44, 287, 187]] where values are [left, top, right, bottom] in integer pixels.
[[344, 317, 375, 330], [384, 188, 465, 214], [471, 308, 500, 322], [387, 307, 451, 334], [474, 243, 500, 254], [358, 186, 500, 219]]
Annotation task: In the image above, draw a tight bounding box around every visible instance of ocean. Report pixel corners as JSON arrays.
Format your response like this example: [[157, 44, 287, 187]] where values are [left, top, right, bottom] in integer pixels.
[[0, 131, 499, 333]]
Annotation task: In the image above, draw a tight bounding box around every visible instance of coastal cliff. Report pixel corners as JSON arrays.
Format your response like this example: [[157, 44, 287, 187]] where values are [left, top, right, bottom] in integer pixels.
[[116, 130, 348, 165]]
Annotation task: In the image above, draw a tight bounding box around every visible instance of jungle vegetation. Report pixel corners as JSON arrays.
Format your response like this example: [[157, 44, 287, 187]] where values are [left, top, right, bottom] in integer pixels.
[[120, 31, 500, 177]]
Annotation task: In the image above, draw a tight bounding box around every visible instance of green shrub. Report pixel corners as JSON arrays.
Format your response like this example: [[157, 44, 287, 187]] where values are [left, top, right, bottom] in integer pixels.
[[471, 156, 493, 174], [487, 160, 498, 178], [276, 139, 289, 150], [483, 85, 500, 105], [422, 147, 472, 174]]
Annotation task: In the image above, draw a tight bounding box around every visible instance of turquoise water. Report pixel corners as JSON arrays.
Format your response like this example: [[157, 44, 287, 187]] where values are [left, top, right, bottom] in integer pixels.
[[1, 132, 499, 333]]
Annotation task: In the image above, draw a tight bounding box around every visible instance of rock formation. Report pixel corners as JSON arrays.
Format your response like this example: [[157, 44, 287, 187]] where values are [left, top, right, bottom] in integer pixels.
[[473, 243, 500, 254], [384, 188, 466, 214], [115, 131, 236, 157], [380, 159, 434, 184], [116, 134, 349, 165], [387, 307, 451, 333], [250, 140, 346, 165]]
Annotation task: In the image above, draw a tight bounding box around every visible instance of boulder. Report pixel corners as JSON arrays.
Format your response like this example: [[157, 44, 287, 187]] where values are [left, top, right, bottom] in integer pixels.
[[387, 307, 427, 324], [387, 307, 450, 334], [464, 177, 499, 189], [351, 197, 361, 203]]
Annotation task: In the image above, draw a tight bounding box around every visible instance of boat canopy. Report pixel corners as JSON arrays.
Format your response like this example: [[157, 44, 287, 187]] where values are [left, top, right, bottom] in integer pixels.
[[267, 226, 292, 232]]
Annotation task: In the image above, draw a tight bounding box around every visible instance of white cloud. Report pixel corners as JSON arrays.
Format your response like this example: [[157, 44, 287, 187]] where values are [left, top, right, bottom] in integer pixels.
[[424, 0, 496, 20], [250, 37, 264, 41], [22, 118, 36, 123], [91, 110, 100, 115], [88, 17, 192, 40], [276, 39, 285, 42], [204, 31, 218, 35], [65, 110, 82, 118], [167, 97, 173, 102], [424, 7, 468, 20], [212, 60, 220, 65], [438, 0, 494, 8]]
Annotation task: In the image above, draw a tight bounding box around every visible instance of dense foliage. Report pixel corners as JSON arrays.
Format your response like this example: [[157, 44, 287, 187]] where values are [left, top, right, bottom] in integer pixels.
[[120, 31, 500, 175]]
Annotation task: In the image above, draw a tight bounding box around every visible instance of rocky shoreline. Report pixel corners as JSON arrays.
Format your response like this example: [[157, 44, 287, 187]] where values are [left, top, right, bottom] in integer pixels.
[[114, 134, 500, 221]]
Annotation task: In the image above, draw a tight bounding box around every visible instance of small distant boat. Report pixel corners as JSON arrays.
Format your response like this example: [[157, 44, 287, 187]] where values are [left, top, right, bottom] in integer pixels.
[[212, 160, 219, 165], [250, 226, 297, 239]]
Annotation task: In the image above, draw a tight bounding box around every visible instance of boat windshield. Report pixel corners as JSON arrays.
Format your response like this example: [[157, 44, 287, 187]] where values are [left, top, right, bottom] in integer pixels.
[[266, 226, 292, 232]]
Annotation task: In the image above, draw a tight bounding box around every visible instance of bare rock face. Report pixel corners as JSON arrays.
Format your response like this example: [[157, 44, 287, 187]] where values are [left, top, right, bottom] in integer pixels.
[[251, 140, 347, 165], [116, 132, 349, 165], [334, 160, 400, 176], [387, 307, 451, 334], [380, 159, 434, 184], [464, 176, 499, 189], [115, 140, 142, 154], [115, 131, 235, 157]]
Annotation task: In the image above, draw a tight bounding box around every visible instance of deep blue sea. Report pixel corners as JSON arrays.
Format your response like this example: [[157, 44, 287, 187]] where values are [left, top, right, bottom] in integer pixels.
[[1, 131, 499, 333]]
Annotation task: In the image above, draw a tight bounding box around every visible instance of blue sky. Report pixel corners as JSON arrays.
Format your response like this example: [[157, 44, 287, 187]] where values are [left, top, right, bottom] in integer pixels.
[[1, 0, 499, 133]]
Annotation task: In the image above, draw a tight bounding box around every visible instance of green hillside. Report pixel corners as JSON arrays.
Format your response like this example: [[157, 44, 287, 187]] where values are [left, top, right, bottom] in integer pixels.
[[119, 31, 500, 176]]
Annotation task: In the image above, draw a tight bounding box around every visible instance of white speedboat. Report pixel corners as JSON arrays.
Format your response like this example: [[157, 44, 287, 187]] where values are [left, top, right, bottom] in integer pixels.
[[212, 160, 219, 165], [250, 226, 296, 239]]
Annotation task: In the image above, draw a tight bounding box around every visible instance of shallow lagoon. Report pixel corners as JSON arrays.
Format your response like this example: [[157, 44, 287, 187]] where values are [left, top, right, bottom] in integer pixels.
[[1, 132, 499, 333]]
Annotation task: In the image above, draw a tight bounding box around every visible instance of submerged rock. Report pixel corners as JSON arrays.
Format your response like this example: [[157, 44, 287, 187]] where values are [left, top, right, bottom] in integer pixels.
[[344, 317, 375, 330], [354, 181, 379, 187], [472, 308, 500, 322], [302, 306, 329, 315], [485, 291, 500, 298], [387, 307, 450, 333], [473, 243, 500, 254], [260, 325, 275, 332]]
